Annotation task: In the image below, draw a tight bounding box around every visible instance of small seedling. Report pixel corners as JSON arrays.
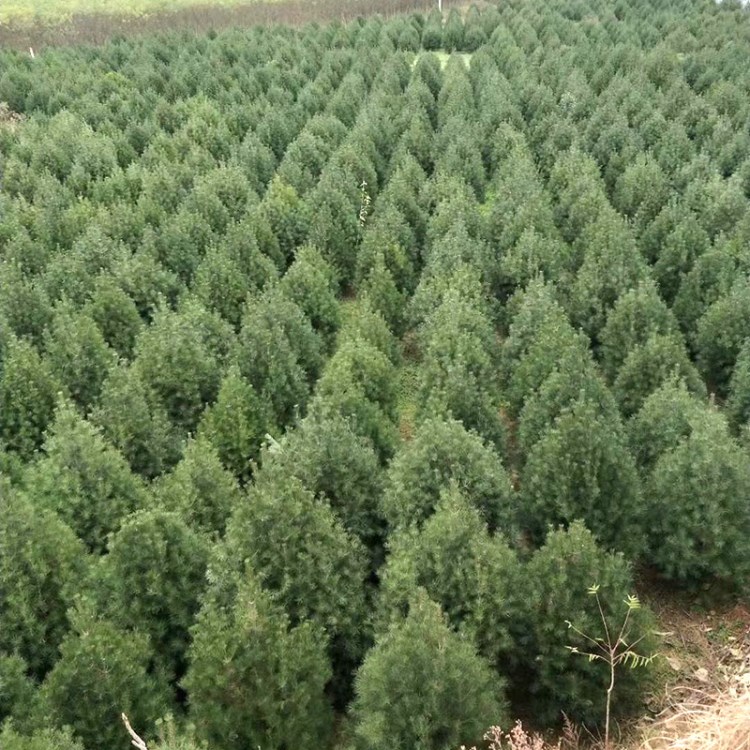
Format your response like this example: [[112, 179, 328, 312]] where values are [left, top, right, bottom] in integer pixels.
[[566, 585, 658, 749]]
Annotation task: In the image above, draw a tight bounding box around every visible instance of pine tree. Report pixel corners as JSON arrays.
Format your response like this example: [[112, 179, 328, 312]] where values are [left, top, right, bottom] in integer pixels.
[[24, 401, 147, 553], [378, 486, 524, 671], [525, 522, 652, 726], [0, 336, 58, 460], [645, 407, 750, 587], [197, 366, 273, 481], [383, 417, 515, 535], [184, 570, 333, 750], [91, 363, 180, 480], [38, 608, 171, 750], [0, 487, 88, 679], [89, 508, 209, 680], [351, 592, 505, 750], [224, 472, 369, 699], [521, 397, 643, 557], [43, 303, 116, 412], [154, 435, 242, 537]]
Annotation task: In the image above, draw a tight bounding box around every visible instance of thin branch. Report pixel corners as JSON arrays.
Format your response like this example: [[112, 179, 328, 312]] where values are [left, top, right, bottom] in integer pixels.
[[595, 592, 613, 649], [121, 713, 149, 750]]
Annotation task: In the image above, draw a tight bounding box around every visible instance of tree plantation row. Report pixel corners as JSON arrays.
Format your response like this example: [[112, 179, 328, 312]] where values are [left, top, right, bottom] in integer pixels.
[[2, 0, 750, 748]]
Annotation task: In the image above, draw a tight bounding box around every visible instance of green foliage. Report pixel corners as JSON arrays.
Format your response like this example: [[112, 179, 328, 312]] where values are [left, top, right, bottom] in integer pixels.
[[235, 286, 323, 427], [0, 336, 58, 460], [417, 282, 506, 449], [613, 153, 670, 234], [146, 716, 207, 750], [422, 11, 444, 51], [132, 301, 231, 433], [525, 523, 651, 726], [338, 300, 401, 365], [382, 417, 515, 535], [306, 176, 362, 288], [695, 278, 750, 395], [498, 228, 573, 299], [645, 406, 750, 587], [311, 337, 398, 461], [259, 409, 385, 551], [43, 303, 116, 412], [652, 213, 710, 306], [260, 176, 311, 265], [218, 217, 281, 288], [568, 207, 648, 341], [598, 280, 679, 383], [23, 401, 146, 553], [463, 6, 488, 51], [84, 276, 143, 359], [184, 569, 332, 750], [0, 725, 83, 750], [38, 608, 171, 750], [612, 333, 705, 418], [521, 398, 643, 557], [627, 377, 702, 470], [197, 366, 273, 481], [192, 245, 253, 329], [443, 10, 465, 52], [281, 245, 341, 348], [357, 250, 407, 335], [89, 508, 210, 679], [517, 346, 619, 457], [91, 363, 180, 480], [0, 655, 36, 726], [4, 4, 750, 740], [727, 337, 750, 430], [548, 149, 608, 244], [224, 472, 369, 696], [154, 435, 242, 537], [378, 486, 524, 670], [351, 592, 506, 750], [502, 280, 590, 416], [0, 487, 88, 679], [672, 236, 749, 336], [0, 264, 53, 347], [566, 588, 657, 750]]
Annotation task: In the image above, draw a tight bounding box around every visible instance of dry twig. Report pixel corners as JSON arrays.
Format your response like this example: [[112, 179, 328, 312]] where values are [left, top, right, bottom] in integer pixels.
[[122, 713, 149, 750]]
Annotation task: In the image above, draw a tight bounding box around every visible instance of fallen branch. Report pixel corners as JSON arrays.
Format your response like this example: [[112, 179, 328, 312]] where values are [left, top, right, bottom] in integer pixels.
[[121, 713, 149, 750]]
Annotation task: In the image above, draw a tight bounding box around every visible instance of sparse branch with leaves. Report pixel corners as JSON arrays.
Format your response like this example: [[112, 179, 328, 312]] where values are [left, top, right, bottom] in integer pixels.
[[566, 585, 658, 749]]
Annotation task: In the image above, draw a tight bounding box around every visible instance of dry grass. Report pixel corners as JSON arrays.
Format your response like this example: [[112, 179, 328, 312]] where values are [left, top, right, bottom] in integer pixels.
[[0, 0, 262, 25], [484, 685, 750, 750], [463, 720, 582, 750], [0, 103, 25, 126], [639, 685, 750, 750], [0, 0, 463, 51]]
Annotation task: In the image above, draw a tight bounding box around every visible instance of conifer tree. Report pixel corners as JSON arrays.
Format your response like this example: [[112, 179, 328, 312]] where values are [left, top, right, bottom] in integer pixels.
[[383, 417, 515, 534], [184, 570, 333, 750], [38, 608, 171, 750], [525, 523, 651, 726], [352, 592, 505, 750], [521, 397, 643, 557], [646, 407, 750, 587], [197, 366, 273, 481], [24, 401, 146, 553], [0, 336, 58, 460], [0, 487, 88, 679], [154, 435, 242, 537], [378, 486, 524, 670]]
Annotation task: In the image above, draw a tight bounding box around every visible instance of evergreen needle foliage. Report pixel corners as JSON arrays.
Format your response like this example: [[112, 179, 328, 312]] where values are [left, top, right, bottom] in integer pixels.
[[1, 0, 749, 746]]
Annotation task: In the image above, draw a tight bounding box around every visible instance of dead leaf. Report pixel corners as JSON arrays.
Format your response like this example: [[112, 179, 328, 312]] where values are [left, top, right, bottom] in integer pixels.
[[666, 656, 682, 671]]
